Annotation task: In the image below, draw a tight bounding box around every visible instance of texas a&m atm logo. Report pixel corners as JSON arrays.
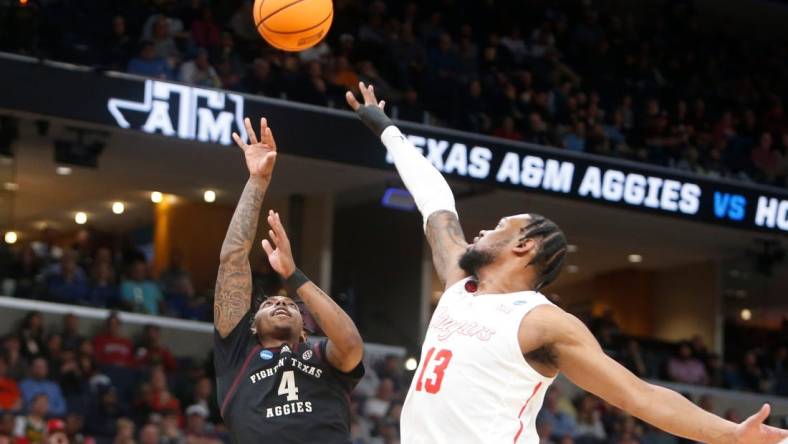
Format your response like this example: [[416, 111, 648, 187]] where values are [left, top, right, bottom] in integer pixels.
[[107, 80, 247, 145]]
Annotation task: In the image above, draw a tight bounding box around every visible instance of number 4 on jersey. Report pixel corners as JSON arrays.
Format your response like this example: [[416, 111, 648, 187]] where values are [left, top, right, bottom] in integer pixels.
[[415, 347, 453, 394], [278, 370, 299, 401]]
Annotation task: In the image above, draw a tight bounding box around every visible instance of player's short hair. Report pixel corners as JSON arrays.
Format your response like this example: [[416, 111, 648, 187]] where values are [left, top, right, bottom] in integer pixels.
[[520, 214, 567, 290]]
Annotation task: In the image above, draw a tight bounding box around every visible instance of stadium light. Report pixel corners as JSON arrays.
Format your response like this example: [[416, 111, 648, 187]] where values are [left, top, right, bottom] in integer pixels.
[[404, 357, 418, 371], [75, 212, 87, 225], [567, 265, 579, 273], [204, 190, 216, 203], [4, 231, 17, 244], [151, 191, 163, 203], [56, 166, 72, 176], [3, 182, 18, 191], [112, 202, 125, 214], [628, 254, 643, 263], [567, 244, 578, 253], [740, 308, 752, 321]]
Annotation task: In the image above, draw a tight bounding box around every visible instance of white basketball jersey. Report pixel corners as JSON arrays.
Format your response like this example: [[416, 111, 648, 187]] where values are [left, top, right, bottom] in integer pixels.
[[401, 277, 556, 444]]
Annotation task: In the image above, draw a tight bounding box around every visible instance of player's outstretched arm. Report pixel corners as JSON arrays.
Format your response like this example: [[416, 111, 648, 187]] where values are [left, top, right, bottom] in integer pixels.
[[261, 210, 363, 373], [214, 117, 278, 338], [346, 82, 468, 289], [521, 306, 788, 444]]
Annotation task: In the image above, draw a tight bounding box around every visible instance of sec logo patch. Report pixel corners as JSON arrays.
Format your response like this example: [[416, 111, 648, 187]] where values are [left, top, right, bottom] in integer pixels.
[[302, 350, 313, 360], [260, 350, 274, 360]]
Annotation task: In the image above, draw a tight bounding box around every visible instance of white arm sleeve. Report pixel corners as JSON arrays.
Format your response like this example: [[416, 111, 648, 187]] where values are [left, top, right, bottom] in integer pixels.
[[380, 125, 457, 230]]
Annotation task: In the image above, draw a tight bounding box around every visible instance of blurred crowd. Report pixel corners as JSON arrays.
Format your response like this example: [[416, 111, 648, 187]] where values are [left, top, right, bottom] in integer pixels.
[[0, 238, 212, 321], [588, 312, 788, 397], [2, 0, 788, 186]]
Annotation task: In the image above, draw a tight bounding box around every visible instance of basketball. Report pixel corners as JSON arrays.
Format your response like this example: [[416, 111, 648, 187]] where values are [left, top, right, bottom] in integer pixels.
[[253, 0, 334, 52]]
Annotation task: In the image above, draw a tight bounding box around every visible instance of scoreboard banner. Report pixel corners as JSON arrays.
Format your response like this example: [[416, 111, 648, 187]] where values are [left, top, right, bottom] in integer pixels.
[[0, 54, 786, 235]]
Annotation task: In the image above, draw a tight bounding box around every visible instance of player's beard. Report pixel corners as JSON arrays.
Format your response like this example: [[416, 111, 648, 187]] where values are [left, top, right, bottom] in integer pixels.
[[458, 247, 497, 276]]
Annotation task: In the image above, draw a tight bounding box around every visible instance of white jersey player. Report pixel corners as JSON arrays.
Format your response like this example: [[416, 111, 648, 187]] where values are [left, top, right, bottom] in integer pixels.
[[346, 83, 788, 444]]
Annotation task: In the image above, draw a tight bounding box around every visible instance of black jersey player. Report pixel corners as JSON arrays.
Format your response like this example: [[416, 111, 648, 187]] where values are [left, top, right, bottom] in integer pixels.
[[213, 117, 364, 444]]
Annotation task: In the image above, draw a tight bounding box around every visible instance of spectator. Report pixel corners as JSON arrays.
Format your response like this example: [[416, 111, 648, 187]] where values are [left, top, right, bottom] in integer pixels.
[[3, 336, 27, 380], [179, 48, 221, 88], [93, 313, 134, 368], [18, 311, 45, 359], [739, 350, 766, 392], [493, 116, 524, 141], [46, 418, 69, 444], [184, 404, 221, 443], [0, 413, 15, 443], [667, 342, 708, 385], [564, 121, 587, 152], [160, 409, 184, 444], [103, 15, 134, 70], [127, 41, 172, 79], [244, 58, 280, 97], [363, 378, 394, 420], [150, 16, 181, 66], [84, 385, 126, 440], [120, 260, 163, 316], [46, 251, 88, 304], [575, 394, 606, 443], [64, 412, 95, 444], [166, 275, 209, 321], [228, 0, 257, 44], [0, 357, 21, 412], [751, 132, 781, 183], [139, 423, 161, 444], [112, 418, 135, 444], [9, 246, 40, 299], [142, 366, 181, 416], [184, 377, 218, 423], [87, 261, 120, 308], [190, 7, 220, 49], [13, 393, 48, 444], [134, 325, 177, 372], [58, 314, 81, 353], [19, 357, 66, 417], [538, 387, 576, 440]]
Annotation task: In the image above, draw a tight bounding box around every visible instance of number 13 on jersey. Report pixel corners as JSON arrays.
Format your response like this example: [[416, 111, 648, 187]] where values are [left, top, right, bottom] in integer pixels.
[[415, 347, 453, 394]]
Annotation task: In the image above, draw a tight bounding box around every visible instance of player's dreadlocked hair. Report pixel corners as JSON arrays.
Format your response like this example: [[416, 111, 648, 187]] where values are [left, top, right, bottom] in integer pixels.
[[520, 214, 567, 291]]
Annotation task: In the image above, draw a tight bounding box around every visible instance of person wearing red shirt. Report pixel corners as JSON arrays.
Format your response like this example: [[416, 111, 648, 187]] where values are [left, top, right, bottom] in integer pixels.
[[0, 358, 21, 412], [133, 325, 177, 372], [92, 313, 133, 367]]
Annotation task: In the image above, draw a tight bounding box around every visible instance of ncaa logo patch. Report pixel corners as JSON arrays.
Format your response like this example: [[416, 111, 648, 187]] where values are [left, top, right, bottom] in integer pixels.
[[302, 350, 313, 360], [513, 300, 528, 306], [259, 350, 274, 361]]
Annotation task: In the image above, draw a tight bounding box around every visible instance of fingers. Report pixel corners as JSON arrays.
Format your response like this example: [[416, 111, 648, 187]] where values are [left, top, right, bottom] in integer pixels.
[[261, 239, 274, 256], [379, 100, 386, 111], [267, 210, 289, 245], [358, 81, 379, 106], [259, 117, 268, 145], [264, 126, 277, 151], [345, 91, 361, 111], [244, 118, 258, 145], [745, 404, 771, 426], [231, 132, 246, 151]]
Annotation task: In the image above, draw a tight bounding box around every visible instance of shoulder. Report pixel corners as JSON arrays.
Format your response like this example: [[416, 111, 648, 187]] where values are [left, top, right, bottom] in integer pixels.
[[518, 304, 587, 350]]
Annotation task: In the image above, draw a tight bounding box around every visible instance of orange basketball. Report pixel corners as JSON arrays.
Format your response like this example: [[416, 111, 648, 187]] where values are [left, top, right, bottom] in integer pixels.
[[253, 0, 334, 52]]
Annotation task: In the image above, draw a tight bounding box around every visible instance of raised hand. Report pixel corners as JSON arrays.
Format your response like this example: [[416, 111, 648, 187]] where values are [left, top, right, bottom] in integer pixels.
[[734, 404, 788, 444], [345, 81, 386, 112], [261, 210, 296, 279], [232, 117, 278, 180], [346, 82, 393, 137]]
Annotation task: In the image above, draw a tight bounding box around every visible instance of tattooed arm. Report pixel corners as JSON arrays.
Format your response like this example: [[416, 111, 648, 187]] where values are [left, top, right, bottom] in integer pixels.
[[214, 117, 278, 338], [262, 211, 363, 372], [347, 82, 470, 290]]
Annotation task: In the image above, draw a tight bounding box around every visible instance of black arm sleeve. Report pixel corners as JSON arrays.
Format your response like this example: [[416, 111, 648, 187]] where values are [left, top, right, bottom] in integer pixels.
[[355, 105, 393, 137]]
